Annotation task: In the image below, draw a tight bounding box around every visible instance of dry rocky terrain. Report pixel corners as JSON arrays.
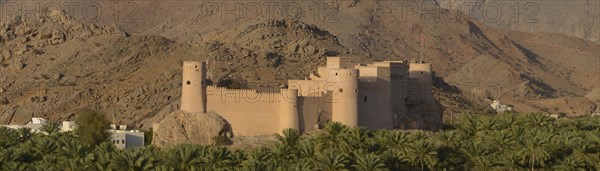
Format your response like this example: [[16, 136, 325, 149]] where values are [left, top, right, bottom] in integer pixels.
[[0, 0, 598, 134]]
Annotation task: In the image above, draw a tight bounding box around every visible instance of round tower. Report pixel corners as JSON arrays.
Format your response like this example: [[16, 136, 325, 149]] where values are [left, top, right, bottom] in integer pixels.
[[328, 68, 359, 127], [181, 61, 207, 113], [408, 62, 433, 104], [279, 89, 300, 132]]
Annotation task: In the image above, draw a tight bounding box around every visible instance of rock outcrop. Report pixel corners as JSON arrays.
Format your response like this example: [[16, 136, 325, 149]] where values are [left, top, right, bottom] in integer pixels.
[[152, 110, 231, 147]]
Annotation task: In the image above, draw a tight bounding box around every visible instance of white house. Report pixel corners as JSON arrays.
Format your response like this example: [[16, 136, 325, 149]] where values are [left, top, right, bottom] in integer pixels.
[[491, 100, 513, 113], [109, 124, 145, 149]]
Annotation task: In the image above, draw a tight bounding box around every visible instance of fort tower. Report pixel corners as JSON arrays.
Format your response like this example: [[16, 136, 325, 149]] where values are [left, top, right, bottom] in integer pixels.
[[181, 61, 207, 113], [328, 68, 359, 126], [408, 60, 433, 105], [279, 89, 300, 131]]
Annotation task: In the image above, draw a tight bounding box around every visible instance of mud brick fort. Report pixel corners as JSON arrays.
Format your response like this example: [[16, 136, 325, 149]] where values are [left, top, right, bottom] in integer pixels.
[[180, 57, 435, 136]]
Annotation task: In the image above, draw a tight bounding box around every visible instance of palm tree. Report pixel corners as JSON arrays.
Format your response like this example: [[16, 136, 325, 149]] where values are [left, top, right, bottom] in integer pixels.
[[275, 128, 303, 153], [494, 152, 523, 171], [17, 127, 33, 142], [271, 143, 296, 167], [477, 116, 500, 131], [40, 122, 61, 135], [380, 148, 409, 171], [552, 157, 585, 171], [87, 148, 113, 171], [525, 113, 554, 128], [164, 144, 201, 170], [375, 130, 410, 153], [0, 148, 20, 165], [459, 141, 490, 169], [471, 156, 495, 170], [298, 140, 316, 158], [289, 158, 315, 170], [406, 140, 438, 171], [313, 149, 349, 171], [0, 126, 19, 148], [230, 149, 246, 168], [410, 131, 429, 142], [242, 147, 274, 170], [457, 113, 479, 138], [111, 148, 157, 171], [489, 130, 516, 152], [346, 127, 372, 151], [198, 146, 234, 169], [568, 137, 599, 170], [517, 131, 551, 171], [22, 136, 59, 161], [57, 136, 89, 161], [351, 150, 386, 171], [316, 122, 350, 151], [498, 112, 520, 129]]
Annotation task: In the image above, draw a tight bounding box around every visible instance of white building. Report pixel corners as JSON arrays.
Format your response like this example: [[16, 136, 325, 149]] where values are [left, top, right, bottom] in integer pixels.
[[61, 121, 77, 132], [491, 100, 513, 113], [0, 118, 47, 134], [2, 118, 145, 149], [109, 124, 145, 149]]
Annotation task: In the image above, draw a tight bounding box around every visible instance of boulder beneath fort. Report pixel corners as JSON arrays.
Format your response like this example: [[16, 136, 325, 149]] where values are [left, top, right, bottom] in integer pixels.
[[152, 110, 231, 147]]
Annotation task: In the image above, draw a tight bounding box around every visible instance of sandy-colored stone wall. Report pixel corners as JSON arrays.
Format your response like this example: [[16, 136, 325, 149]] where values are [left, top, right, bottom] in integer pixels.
[[206, 86, 284, 136], [297, 93, 333, 132]]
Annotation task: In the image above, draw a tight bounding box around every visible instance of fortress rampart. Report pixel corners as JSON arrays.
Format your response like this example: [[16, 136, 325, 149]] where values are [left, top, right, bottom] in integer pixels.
[[179, 57, 434, 136]]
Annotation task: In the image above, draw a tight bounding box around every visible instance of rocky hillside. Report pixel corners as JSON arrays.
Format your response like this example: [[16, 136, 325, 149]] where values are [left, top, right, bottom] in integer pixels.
[[0, 0, 598, 128], [437, 0, 600, 43]]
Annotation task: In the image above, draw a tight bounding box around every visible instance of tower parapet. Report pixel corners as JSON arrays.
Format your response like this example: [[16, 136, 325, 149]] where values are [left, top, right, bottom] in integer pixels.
[[181, 61, 207, 113]]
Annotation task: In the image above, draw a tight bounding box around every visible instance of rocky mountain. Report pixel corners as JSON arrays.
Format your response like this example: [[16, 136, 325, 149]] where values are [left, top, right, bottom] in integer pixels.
[[0, 0, 598, 129], [436, 0, 600, 43]]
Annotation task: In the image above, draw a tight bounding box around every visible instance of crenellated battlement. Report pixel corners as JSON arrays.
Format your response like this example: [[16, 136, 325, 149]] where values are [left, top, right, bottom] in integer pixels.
[[409, 63, 432, 71], [206, 85, 286, 103], [327, 68, 358, 76], [183, 61, 206, 70]]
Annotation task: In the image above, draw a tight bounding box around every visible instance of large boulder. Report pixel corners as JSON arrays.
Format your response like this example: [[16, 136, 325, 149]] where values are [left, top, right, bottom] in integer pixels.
[[152, 110, 231, 147]]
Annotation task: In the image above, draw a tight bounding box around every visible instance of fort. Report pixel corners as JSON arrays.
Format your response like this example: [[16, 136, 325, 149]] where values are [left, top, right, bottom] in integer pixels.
[[180, 56, 436, 136]]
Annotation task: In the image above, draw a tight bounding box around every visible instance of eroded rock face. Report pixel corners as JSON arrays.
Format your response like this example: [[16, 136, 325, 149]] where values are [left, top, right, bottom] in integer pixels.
[[152, 110, 230, 147]]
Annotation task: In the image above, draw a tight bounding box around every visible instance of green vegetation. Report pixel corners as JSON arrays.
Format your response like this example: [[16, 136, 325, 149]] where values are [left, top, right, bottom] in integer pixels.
[[74, 109, 111, 147], [0, 113, 599, 170]]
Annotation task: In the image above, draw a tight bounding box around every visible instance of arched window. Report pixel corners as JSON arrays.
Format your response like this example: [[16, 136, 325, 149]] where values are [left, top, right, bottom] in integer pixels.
[[186, 81, 191, 85], [364, 96, 368, 103], [339, 89, 343, 93]]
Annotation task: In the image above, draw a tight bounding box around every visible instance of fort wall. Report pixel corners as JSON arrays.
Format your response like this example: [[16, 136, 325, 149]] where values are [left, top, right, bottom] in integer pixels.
[[297, 92, 333, 132], [206, 86, 285, 135]]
